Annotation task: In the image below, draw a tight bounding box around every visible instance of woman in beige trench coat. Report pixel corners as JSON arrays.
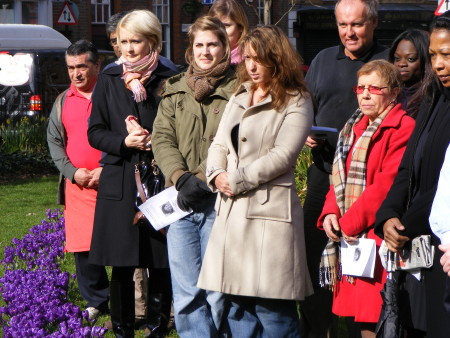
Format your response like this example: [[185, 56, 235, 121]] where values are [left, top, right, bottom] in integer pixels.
[[197, 26, 314, 337]]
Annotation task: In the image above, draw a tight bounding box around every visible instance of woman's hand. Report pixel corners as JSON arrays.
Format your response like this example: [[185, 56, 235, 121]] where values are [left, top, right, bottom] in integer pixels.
[[214, 172, 234, 197], [125, 115, 145, 134], [323, 214, 341, 242], [124, 130, 151, 150], [383, 217, 410, 253]]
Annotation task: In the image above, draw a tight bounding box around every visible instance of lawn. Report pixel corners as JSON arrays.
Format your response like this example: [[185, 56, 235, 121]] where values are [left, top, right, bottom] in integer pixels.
[[0, 175, 60, 264]]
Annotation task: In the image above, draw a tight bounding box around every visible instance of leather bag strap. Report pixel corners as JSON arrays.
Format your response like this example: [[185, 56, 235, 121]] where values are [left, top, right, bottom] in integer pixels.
[[135, 163, 147, 203]]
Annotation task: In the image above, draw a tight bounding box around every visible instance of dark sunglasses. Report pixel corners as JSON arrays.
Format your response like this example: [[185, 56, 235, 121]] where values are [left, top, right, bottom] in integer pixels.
[[352, 85, 388, 95]]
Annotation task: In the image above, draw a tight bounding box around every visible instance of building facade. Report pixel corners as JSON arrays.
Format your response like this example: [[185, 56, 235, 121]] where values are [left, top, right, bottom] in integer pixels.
[[0, 0, 439, 66], [0, 0, 292, 65]]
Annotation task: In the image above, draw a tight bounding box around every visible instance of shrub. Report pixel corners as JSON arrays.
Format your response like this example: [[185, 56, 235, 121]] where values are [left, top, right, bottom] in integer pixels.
[[0, 116, 48, 154], [295, 147, 312, 203]]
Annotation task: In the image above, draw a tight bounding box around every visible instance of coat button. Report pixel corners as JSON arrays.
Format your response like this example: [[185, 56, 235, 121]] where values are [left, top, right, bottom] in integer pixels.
[[202, 137, 207, 142], [209, 135, 214, 141], [241, 137, 247, 142]]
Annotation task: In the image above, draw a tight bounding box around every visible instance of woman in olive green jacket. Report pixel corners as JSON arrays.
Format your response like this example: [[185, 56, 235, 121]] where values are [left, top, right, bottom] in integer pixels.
[[151, 16, 236, 337]]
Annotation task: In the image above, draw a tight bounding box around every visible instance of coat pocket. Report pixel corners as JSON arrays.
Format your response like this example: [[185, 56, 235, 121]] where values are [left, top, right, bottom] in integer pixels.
[[246, 181, 292, 222], [97, 164, 124, 200]]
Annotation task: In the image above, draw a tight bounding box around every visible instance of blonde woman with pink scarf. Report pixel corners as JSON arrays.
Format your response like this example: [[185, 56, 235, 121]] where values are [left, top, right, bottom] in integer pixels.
[[88, 9, 178, 338]]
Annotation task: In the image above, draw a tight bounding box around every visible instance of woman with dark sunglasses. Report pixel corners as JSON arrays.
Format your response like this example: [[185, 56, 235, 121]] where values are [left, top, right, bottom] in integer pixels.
[[317, 60, 415, 338]]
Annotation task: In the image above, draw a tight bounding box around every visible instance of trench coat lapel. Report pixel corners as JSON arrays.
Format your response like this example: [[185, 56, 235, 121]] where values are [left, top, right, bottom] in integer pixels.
[[225, 83, 273, 161], [232, 83, 273, 117]]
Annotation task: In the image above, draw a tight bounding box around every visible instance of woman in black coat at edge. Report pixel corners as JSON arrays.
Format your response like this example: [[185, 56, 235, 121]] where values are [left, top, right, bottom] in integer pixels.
[[87, 10, 178, 337], [374, 12, 450, 338]]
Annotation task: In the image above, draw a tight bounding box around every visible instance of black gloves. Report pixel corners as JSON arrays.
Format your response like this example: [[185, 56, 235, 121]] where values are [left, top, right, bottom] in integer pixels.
[[175, 172, 213, 212]]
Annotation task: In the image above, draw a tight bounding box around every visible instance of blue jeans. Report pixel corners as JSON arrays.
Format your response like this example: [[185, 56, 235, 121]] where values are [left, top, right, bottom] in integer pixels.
[[228, 295, 301, 338], [167, 200, 225, 338]]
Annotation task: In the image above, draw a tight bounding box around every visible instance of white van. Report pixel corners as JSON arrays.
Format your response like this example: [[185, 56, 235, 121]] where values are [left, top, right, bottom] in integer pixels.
[[0, 24, 71, 124]]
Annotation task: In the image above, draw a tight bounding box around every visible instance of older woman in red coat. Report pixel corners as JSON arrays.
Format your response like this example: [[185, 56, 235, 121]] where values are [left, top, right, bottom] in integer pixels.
[[317, 60, 415, 338]]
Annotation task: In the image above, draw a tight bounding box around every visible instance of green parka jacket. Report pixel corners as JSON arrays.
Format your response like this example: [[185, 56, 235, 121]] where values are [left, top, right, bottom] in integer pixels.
[[152, 69, 237, 187]]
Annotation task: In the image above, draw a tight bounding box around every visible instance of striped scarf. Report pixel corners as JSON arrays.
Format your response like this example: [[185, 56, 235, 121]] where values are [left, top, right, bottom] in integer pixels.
[[319, 103, 393, 290], [121, 50, 159, 102]]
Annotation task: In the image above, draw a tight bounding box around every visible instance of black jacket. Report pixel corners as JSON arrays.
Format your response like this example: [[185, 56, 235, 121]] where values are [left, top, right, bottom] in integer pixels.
[[88, 61, 178, 267], [374, 86, 450, 240], [374, 84, 450, 337]]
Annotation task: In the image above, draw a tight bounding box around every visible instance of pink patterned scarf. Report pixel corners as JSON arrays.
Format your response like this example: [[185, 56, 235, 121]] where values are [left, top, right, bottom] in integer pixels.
[[230, 46, 243, 65], [121, 50, 159, 102]]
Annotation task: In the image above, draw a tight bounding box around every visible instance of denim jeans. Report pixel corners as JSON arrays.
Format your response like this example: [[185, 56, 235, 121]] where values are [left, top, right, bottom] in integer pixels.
[[167, 199, 225, 338], [228, 295, 301, 338]]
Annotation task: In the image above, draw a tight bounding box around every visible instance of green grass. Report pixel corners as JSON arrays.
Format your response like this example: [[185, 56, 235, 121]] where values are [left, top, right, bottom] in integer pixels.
[[0, 175, 60, 264]]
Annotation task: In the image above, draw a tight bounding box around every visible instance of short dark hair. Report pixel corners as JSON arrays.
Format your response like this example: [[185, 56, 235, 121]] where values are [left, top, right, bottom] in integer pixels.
[[66, 40, 99, 64], [430, 10, 450, 32], [106, 11, 128, 36]]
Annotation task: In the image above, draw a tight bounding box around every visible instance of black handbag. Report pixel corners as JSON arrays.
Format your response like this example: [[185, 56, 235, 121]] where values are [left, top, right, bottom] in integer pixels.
[[133, 158, 165, 226]]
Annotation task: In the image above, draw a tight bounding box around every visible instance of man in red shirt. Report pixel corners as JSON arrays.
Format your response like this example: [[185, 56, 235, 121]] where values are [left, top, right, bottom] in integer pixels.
[[47, 40, 109, 320]]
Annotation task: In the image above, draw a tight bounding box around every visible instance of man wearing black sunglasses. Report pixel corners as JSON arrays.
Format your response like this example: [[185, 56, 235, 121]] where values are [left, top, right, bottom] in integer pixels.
[[300, 0, 389, 337]]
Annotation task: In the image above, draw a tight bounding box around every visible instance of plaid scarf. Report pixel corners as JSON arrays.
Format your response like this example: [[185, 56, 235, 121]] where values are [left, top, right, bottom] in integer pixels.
[[121, 50, 159, 102], [319, 104, 393, 290]]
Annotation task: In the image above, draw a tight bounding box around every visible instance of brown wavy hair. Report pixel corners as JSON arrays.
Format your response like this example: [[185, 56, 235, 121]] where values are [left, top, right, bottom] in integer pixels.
[[236, 25, 310, 111]]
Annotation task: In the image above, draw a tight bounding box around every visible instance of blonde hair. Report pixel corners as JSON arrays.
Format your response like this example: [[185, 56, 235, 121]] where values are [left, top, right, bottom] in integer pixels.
[[117, 10, 162, 53], [185, 16, 230, 65], [208, 0, 249, 45], [237, 25, 310, 111]]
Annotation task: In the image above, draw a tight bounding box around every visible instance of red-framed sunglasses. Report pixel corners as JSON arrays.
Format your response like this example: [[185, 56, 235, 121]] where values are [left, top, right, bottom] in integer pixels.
[[352, 85, 388, 95]]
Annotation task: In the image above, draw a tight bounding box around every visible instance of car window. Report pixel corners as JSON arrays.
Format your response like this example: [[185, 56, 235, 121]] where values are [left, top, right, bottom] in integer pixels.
[[38, 52, 69, 86]]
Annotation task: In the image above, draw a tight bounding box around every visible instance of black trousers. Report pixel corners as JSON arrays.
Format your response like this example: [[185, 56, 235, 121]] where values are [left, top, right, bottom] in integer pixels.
[[445, 276, 450, 318], [74, 251, 109, 309]]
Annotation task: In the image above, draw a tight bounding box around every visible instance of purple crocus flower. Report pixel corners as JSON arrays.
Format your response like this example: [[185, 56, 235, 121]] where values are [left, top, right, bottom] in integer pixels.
[[0, 209, 107, 337]]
